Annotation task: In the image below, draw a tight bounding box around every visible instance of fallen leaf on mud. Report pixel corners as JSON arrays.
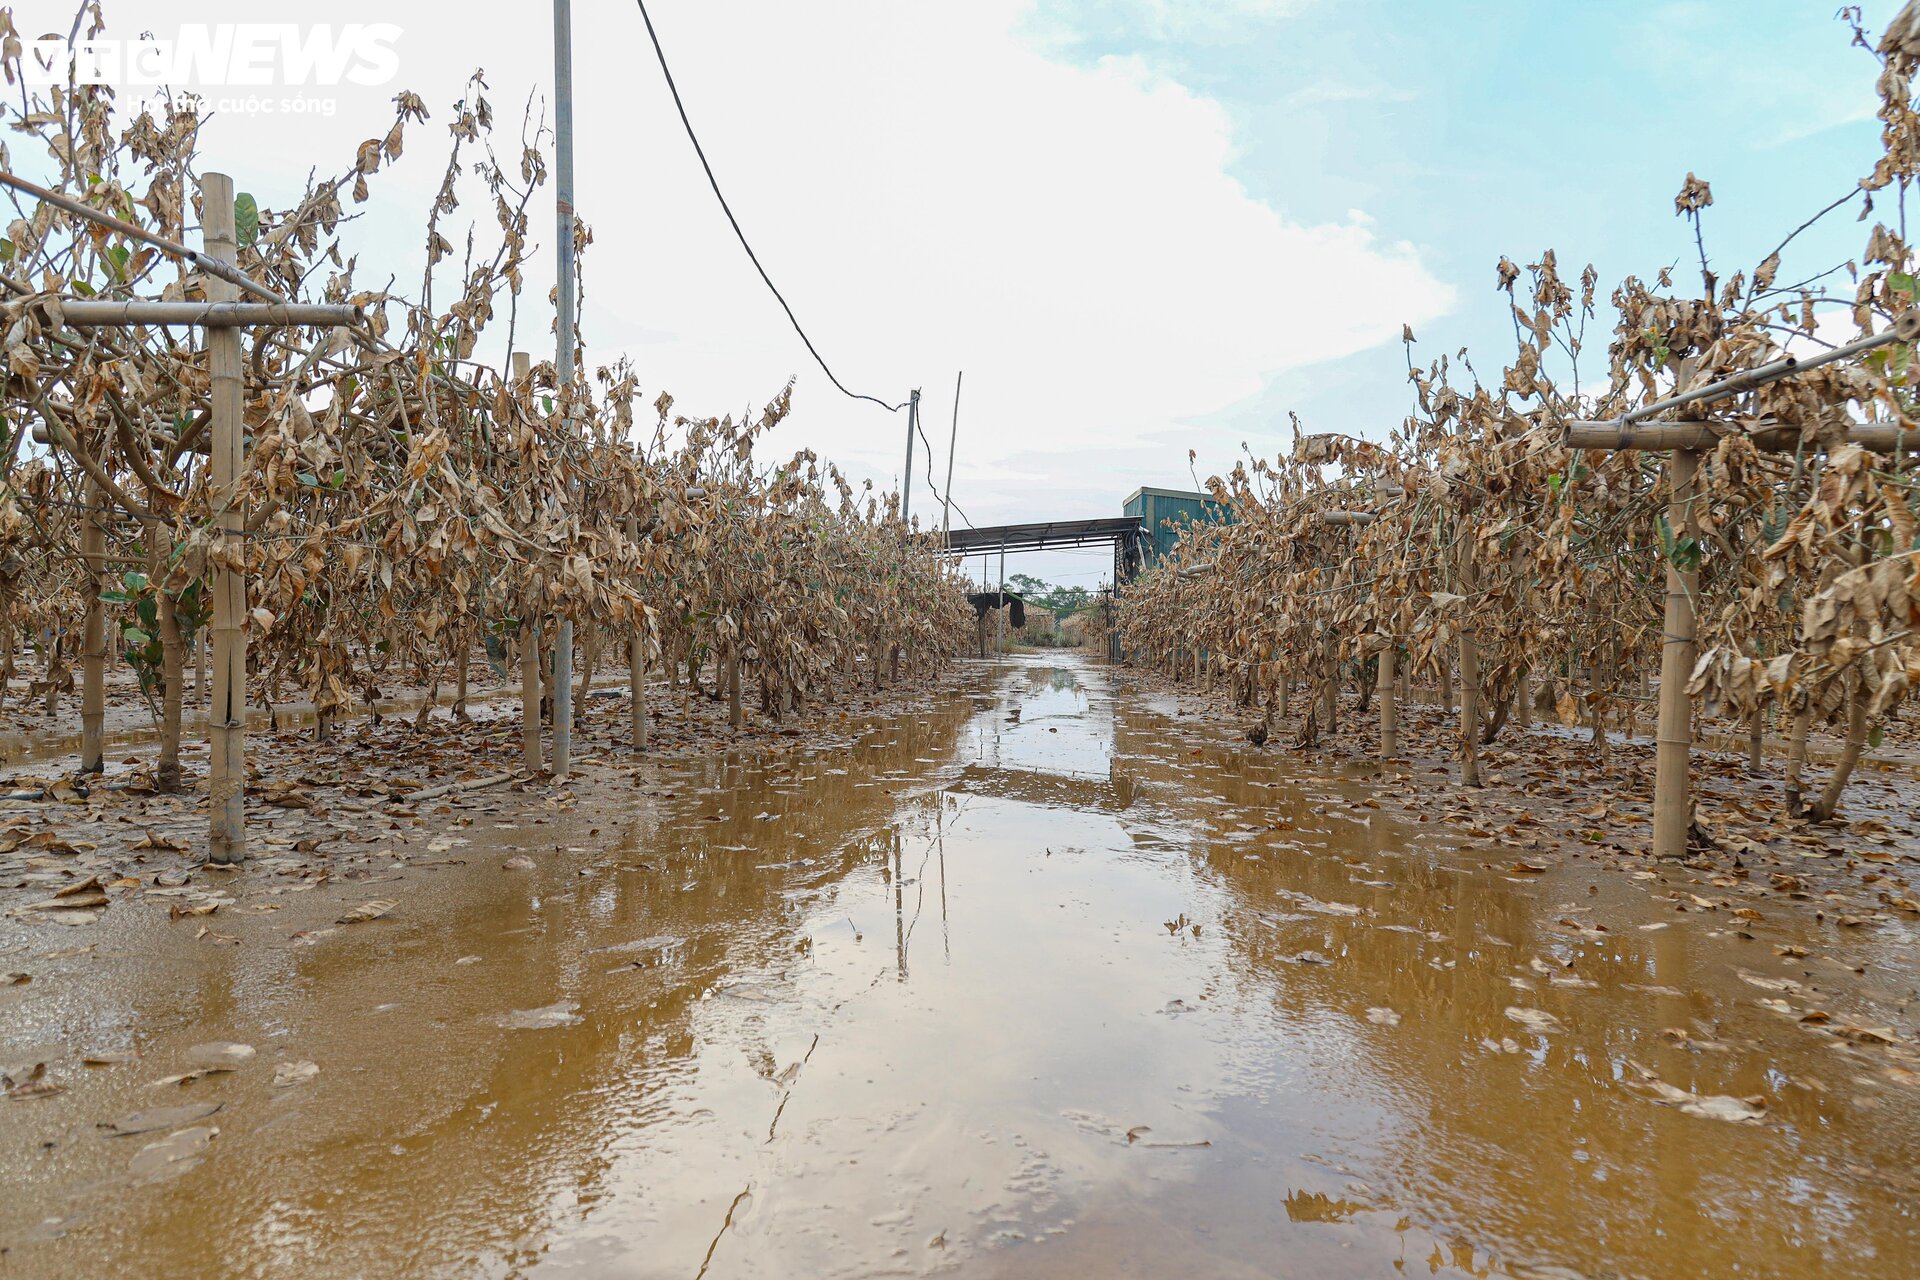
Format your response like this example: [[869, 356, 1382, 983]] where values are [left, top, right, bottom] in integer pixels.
[[19, 875, 110, 913], [132, 830, 188, 852], [272, 1060, 320, 1087], [1508, 862, 1549, 874], [1625, 1062, 1766, 1124], [1831, 1024, 1899, 1047], [337, 899, 395, 925], [1, 971, 28, 986], [186, 1042, 255, 1071], [1505, 1006, 1563, 1033], [492, 1001, 581, 1029], [128, 1125, 218, 1177], [502, 855, 536, 871], [100, 1101, 224, 1136], [82, 1049, 137, 1066], [4, 1062, 64, 1100]]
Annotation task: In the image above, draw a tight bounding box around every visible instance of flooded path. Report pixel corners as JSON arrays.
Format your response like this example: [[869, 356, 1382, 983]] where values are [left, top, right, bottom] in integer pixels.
[[3, 654, 1917, 1277]]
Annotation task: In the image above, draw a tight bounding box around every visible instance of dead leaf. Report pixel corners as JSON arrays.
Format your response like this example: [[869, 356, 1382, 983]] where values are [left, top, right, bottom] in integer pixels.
[[337, 899, 395, 925], [100, 1101, 224, 1136]]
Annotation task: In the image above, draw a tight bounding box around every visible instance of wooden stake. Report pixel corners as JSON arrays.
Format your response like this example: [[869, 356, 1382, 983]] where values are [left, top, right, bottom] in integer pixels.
[[1458, 534, 1483, 787], [727, 648, 742, 729], [506, 352, 544, 772], [1652, 449, 1701, 858], [520, 621, 543, 772], [453, 624, 469, 719], [1379, 644, 1398, 758], [627, 513, 648, 753], [79, 476, 105, 774], [204, 173, 246, 865]]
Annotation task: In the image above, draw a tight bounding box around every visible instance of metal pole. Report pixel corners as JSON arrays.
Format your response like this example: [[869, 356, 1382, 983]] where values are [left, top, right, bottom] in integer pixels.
[[996, 548, 1005, 660], [204, 172, 246, 865], [902, 389, 919, 524], [943, 371, 961, 540], [551, 0, 577, 778]]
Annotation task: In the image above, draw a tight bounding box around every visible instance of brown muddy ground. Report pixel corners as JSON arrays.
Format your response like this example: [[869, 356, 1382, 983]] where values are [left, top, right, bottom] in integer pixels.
[[2, 653, 1917, 1278]]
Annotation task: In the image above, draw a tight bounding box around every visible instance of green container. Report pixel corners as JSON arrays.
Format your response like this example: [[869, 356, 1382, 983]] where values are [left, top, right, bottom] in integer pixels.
[[1122, 486, 1233, 569]]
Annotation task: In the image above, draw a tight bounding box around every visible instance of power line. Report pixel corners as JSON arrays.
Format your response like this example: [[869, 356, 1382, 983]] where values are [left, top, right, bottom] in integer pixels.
[[631, 0, 906, 414], [916, 406, 973, 529]]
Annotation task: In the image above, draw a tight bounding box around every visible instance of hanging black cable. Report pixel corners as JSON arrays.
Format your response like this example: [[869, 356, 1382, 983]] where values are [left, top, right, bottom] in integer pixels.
[[631, 0, 906, 413]]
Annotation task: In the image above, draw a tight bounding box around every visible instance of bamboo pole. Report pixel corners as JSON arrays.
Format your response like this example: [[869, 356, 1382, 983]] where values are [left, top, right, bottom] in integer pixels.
[[58, 300, 360, 327], [1379, 644, 1398, 758], [1458, 535, 1483, 787], [520, 622, 543, 772], [627, 514, 648, 753], [204, 173, 246, 865], [1652, 449, 1701, 858], [1567, 418, 1920, 456], [79, 476, 105, 774]]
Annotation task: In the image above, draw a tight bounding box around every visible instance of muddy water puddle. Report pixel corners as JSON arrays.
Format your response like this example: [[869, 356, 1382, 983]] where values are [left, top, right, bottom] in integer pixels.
[[2, 655, 1916, 1277]]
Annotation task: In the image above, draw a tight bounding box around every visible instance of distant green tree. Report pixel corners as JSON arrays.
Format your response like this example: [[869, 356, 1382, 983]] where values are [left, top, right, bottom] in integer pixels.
[[1005, 574, 1093, 615]]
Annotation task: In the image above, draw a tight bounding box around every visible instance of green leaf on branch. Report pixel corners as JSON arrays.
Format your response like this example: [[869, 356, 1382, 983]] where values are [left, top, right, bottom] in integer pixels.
[[235, 193, 259, 247]]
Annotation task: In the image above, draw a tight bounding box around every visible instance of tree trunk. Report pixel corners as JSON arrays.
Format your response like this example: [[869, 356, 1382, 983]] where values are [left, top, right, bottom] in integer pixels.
[[1784, 706, 1814, 817], [572, 623, 598, 726], [1810, 673, 1870, 822]]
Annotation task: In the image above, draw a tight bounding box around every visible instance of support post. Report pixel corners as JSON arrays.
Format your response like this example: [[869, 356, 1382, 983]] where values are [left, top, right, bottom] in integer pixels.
[[996, 549, 1005, 659], [1653, 448, 1701, 858], [204, 172, 246, 865], [1458, 532, 1483, 787], [902, 388, 919, 524], [628, 514, 648, 753], [521, 621, 544, 772], [79, 476, 105, 774], [512, 352, 544, 773], [942, 372, 961, 540], [552, 0, 578, 780], [1379, 644, 1397, 758]]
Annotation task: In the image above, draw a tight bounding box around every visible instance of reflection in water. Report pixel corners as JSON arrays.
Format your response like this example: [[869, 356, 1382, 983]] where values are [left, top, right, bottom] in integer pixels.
[[2, 656, 1916, 1278]]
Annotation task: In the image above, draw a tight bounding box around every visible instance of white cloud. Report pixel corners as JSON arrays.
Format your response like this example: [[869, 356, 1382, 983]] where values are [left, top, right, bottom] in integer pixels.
[[14, 0, 1452, 530]]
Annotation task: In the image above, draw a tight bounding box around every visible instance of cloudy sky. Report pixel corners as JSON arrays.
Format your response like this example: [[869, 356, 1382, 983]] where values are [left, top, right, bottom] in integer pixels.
[[8, 1, 1902, 589]]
